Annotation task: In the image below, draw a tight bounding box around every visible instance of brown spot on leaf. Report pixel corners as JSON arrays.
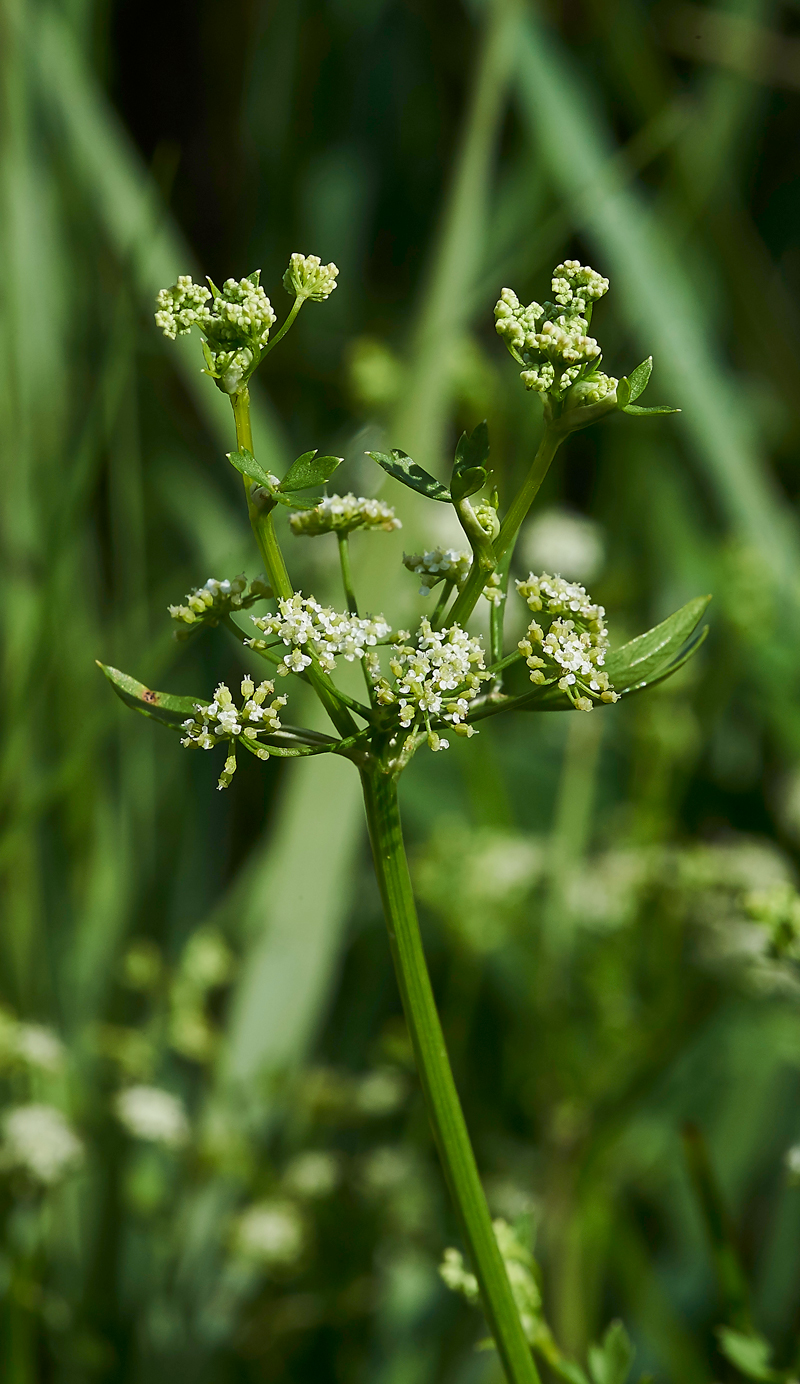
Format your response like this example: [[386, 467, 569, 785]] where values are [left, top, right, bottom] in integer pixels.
[[142, 689, 158, 704]]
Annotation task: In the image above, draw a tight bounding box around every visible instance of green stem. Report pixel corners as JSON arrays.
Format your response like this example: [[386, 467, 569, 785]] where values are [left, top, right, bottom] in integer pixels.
[[361, 767, 540, 1384], [494, 425, 563, 562], [490, 549, 514, 666], [231, 388, 293, 600], [449, 427, 563, 628], [228, 390, 357, 738], [337, 532, 359, 615], [431, 579, 456, 630], [260, 294, 304, 358]]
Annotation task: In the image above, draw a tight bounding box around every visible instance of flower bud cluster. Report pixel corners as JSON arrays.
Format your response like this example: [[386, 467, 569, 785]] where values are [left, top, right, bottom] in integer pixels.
[[375, 618, 489, 750], [181, 678, 287, 787], [169, 574, 270, 635], [516, 572, 618, 710], [402, 547, 502, 607], [403, 547, 471, 595], [283, 253, 339, 302], [495, 262, 616, 404], [156, 272, 278, 393], [250, 594, 391, 674], [289, 493, 401, 537]]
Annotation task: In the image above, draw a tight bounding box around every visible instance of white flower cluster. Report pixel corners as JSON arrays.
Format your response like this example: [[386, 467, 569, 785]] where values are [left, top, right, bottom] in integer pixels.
[[402, 547, 502, 606], [0, 1009, 64, 1072], [516, 572, 618, 710], [403, 547, 471, 595], [283, 252, 339, 302], [1, 1104, 83, 1184], [233, 1199, 305, 1266], [495, 262, 616, 402], [115, 1086, 189, 1148], [377, 619, 489, 750], [168, 574, 270, 633], [289, 493, 401, 537], [181, 678, 286, 787], [251, 594, 390, 674]]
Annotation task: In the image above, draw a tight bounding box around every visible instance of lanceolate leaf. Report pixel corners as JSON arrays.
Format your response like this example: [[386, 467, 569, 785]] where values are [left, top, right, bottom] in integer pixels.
[[605, 594, 710, 691], [97, 662, 205, 728], [367, 448, 452, 502], [621, 403, 680, 416], [626, 356, 652, 402], [279, 450, 342, 492]]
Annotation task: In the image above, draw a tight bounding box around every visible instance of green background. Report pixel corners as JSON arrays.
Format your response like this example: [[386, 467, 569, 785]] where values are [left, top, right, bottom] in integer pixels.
[[3, 0, 800, 1379]]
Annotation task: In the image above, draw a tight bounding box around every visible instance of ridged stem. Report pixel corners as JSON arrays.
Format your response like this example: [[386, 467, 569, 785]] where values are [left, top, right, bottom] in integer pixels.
[[361, 766, 540, 1384]]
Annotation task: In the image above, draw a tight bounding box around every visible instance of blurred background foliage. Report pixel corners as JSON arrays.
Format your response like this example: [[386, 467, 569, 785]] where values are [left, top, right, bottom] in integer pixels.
[[3, 0, 800, 1379]]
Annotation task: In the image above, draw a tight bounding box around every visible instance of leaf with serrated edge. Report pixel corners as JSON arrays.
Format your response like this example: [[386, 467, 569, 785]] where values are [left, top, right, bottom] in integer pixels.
[[97, 662, 205, 728], [367, 449, 451, 502], [454, 420, 490, 474], [626, 357, 653, 402], [227, 448, 278, 490], [280, 450, 342, 492]]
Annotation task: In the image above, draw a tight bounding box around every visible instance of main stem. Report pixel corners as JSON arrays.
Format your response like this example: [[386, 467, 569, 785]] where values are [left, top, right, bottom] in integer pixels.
[[361, 767, 540, 1384]]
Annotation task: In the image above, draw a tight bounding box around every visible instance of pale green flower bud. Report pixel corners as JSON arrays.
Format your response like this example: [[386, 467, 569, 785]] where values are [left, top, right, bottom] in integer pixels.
[[289, 493, 400, 537], [283, 252, 339, 302]]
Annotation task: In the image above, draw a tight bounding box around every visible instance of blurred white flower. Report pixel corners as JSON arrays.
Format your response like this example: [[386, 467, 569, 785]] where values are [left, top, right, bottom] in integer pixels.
[[1, 1104, 83, 1184], [233, 1200, 305, 1265], [785, 1144, 800, 1181], [15, 1024, 65, 1072], [282, 1151, 340, 1199], [355, 1068, 408, 1116], [360, 1145, 413, 1194], [115, 1086, 189, 1148], [520, 508, 605, 584]]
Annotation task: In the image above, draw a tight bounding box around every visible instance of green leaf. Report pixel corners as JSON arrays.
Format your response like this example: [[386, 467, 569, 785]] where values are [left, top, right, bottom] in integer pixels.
[[616, 377, 631, 409], [451, 420, 490, 501], [605, 595, 711, 692], [588, 1322, 635, 1384], [454, 419, 490, 472], [97, 662, 205, 729], [716, 1329, 780, 1382], [451, 467, 487, 502], [280, 450, 342, 492], [227, 447, 279, 490], [626, 356, 652, 402], [367, 448, 451, 502], [621, 403, 680, 416]]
